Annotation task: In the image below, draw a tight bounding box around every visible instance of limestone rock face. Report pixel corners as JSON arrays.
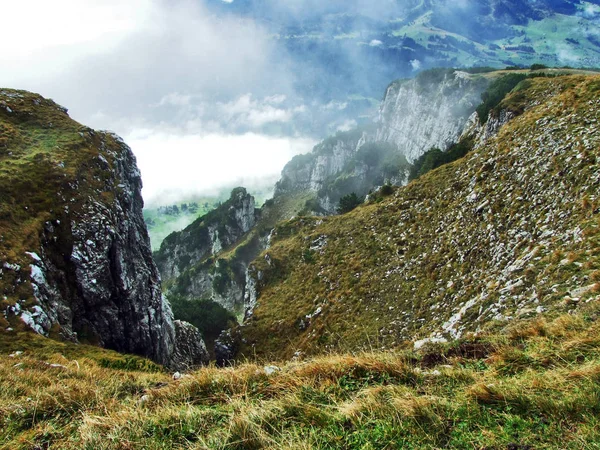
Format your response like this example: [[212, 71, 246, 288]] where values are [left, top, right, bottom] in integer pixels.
[[155, 187, 261, 313], [155, 188, 258, 284], [271, 70, 488, 216], [243, 266, 260, 319], [67, 135, 175, 363], [20, 134, 177, 365], [376, 71, 488, 161], [274, 131, 368, 197], [34, 137, 207, 369], [0, 89, 206, 369], [169, 320, 210, 371], [461, 109, 516, 147]]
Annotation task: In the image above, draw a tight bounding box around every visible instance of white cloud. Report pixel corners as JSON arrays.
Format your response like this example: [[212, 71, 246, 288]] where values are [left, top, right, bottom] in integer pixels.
[[156, 93, 194, 107], [555, 43, 581, 65], [265, 95, 288, 105], [322, 101, 348, 111], [0, 0, 311, 205], [0, 0, 291, 127], [410, 59, 422, 71], [147, 93, 307, 134], [218, 94, 305, 128], [0, 0, 144, 55], [336, 119, 358, 132], [582, 4, 600, 18], [0, 0, 153, 87], [369, 40, 383, 47], [127, 131, 315, 206]]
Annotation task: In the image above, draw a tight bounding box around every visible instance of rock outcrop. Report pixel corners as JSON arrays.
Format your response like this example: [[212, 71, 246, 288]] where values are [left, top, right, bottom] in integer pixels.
[[274, 132, 410, 214], [376, 69, 488, 161], [155, 187, 260, 313], [155, 188, 258, 283], [169, 320, 210, 370], [274, 129, 368, 197], [272, 69, 489, 215], [0, 89, 205, 370], [462, 109, 517, 148]]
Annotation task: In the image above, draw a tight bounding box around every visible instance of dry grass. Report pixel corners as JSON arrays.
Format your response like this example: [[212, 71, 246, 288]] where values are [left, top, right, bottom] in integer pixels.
[[2, 305, 600, 448]]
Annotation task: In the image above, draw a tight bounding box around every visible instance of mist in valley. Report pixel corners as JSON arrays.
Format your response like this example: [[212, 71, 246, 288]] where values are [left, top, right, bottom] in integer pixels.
[[1, 0, 597, 209]]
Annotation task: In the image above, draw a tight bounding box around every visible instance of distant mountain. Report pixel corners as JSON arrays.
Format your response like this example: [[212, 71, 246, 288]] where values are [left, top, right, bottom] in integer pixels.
[[209, 0, 600, 129]]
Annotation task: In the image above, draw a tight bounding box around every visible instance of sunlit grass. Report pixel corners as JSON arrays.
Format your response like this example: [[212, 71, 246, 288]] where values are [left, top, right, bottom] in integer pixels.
[[2, 305, 600, 448]]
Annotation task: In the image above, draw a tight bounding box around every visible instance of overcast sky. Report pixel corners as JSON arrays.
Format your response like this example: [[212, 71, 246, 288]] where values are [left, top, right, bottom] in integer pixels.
[[5, 1, 593, 206], [0, 0, 316, 206]]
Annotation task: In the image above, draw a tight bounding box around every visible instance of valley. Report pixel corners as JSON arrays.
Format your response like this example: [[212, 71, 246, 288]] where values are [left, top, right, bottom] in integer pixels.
[[2, 66, 600, 450], [2, 1, 600, 447]]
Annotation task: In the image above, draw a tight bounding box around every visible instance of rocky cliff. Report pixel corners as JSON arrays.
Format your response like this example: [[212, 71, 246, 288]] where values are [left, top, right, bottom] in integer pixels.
[[274, 131, 411, 215], [155, 187, 259, 313], [231, 75, 600, 360], [376, 69, 489, 160], [0, 89, 207, 370], [273, 69, 489, 214], [275, 129, 368, 197]]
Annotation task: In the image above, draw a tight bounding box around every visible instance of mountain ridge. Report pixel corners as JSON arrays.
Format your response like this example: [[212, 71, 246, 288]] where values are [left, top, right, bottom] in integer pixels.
[[232, 74, 600, 360], [3, 74, 600, 449], [155, 68, 600, 361]]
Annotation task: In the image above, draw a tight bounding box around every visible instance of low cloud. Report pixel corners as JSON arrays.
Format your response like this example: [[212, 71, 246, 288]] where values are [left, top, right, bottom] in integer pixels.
[[128, 130, 315, 206], [581, 4, 600, 18], [0, 0, 311, 206], [336, 119, 358, 132], [555, 43, 581, 65], [410, 59, 422, 71], [215, 94, 305, 129], [254, 0, 407, 21]]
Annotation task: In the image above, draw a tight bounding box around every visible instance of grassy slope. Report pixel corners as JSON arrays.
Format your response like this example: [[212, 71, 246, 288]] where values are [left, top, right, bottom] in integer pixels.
[[238, 75, 600, 360], [2, 305, 600, 448]]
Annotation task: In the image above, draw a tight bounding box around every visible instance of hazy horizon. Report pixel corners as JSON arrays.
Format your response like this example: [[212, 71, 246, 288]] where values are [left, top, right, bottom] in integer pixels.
[[1, 0, 597, 206]]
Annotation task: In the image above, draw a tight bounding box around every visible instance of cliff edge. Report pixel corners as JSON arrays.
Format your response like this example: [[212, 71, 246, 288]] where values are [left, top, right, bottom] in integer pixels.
[[0, 89, 207, 370]]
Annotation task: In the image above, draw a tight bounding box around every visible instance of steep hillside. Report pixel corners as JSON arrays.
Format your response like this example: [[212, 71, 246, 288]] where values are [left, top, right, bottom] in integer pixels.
[[156, 188, 312, 321], [275, 69, 490, 214], [0, 89, 206, 370], [233, 75, 600, 360], [159, 69, 597, 356], [155, 188, 258, 288], [273, 68, 595, 215]]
